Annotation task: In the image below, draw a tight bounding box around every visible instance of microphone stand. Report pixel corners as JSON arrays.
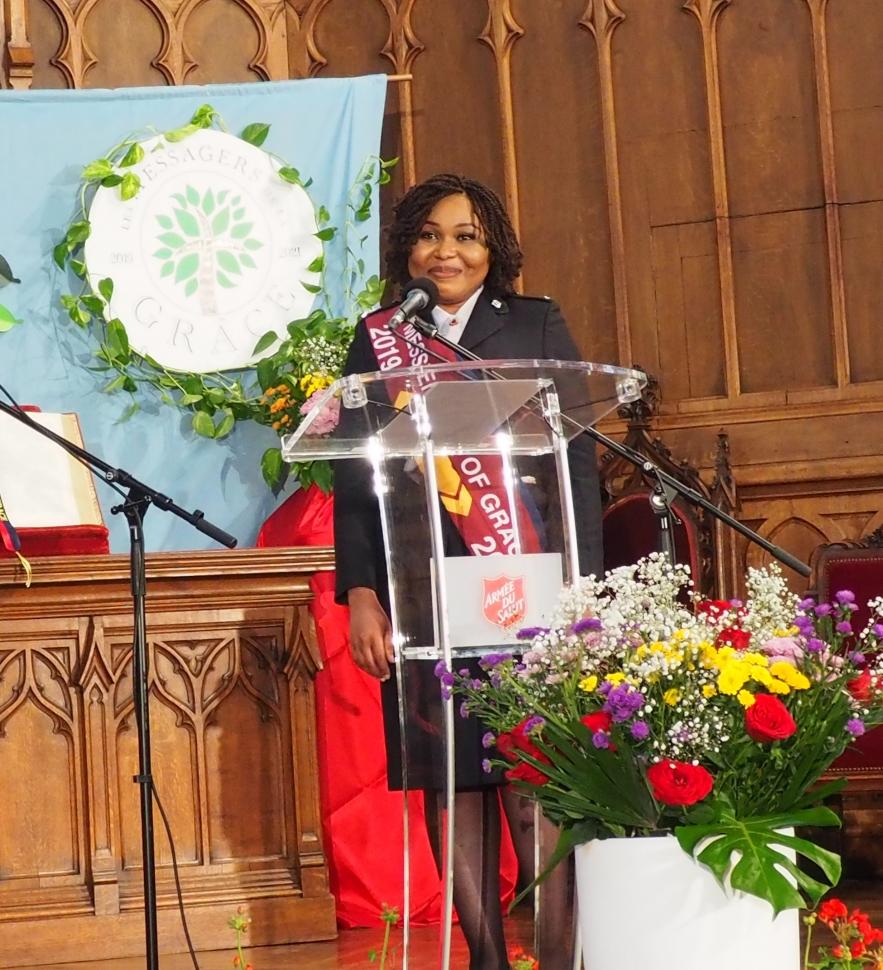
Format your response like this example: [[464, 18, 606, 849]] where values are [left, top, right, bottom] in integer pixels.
[[399, 315, 811, 579], [0, 397, 237, 970]]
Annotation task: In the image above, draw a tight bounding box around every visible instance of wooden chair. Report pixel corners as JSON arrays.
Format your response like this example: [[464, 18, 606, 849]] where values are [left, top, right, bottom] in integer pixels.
[[598, 374, 739, 599]]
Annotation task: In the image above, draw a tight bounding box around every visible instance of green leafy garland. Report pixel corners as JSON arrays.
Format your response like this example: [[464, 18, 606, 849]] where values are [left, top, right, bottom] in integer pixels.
[[55, 103, 395, 492]]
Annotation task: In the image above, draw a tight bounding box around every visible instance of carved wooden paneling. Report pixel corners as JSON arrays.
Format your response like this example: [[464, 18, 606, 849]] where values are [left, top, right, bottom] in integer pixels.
[[478, 0, 524, 246], [0, 549, 335, 968], [409, 0, 506, 199], [579, 0, 629, 365]]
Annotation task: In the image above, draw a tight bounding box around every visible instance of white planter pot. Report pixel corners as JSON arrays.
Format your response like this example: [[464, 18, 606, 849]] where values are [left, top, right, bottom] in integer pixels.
[[574, 834, 799, 970]]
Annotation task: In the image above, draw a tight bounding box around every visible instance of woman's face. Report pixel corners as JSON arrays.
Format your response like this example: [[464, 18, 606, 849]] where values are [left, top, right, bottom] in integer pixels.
[[406, 192, 491, 314]]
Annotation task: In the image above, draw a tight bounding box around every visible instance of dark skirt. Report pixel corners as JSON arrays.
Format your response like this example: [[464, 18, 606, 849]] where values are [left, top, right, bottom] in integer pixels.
[[380, 658, 504, 792]]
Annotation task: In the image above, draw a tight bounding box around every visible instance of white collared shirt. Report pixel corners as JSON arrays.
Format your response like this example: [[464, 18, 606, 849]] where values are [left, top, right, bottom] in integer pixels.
[[430, 286, 484, 344]]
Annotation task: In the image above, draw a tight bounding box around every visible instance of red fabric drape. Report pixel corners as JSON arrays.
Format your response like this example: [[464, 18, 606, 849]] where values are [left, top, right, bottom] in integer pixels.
[[257, 485, 517, 927]]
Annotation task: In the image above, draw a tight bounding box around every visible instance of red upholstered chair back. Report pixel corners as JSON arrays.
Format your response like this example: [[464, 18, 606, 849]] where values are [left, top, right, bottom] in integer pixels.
[[602, 492, 702, 583], [811, 544, 883, 778], [597, 374, 737, 598]]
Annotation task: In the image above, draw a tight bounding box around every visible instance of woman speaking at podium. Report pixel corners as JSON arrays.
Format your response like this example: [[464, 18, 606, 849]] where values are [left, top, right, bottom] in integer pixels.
[[334, 173, 603, 970]]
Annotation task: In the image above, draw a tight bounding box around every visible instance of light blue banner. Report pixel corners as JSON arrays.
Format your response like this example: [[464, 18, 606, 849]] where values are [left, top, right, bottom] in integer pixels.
[[0, 76, 387, 552]]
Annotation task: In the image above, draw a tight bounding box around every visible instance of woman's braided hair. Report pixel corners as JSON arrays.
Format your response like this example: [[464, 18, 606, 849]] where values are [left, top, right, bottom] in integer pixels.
[[385, 173, 523, 297]]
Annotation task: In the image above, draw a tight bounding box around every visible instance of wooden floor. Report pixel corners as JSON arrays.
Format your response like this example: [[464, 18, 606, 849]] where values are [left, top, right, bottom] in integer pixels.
[[13, 884, 883, 970], [12, 913, 534, 970]]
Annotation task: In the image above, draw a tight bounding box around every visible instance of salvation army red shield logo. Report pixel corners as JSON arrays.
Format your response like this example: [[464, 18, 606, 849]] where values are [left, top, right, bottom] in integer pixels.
[[482, 575, 526, 630]]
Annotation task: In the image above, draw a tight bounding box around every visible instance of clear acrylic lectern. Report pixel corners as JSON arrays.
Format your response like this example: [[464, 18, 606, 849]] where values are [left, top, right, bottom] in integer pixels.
[[282, 359, 646, 970]]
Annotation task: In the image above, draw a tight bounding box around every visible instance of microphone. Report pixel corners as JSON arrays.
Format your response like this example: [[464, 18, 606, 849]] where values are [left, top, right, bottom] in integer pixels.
[[387, 277, 439, 330]]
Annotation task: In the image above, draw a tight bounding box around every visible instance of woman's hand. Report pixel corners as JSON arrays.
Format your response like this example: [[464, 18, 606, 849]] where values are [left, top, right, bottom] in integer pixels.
[[347, 587, 394, 681]]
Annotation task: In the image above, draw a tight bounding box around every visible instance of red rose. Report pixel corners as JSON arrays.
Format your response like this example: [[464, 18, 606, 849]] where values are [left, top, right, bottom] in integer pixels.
[[744, 694, 797, 743], [580, 711, 613, 733], [646, 760, 714, 806], [848, 670, 872, 702], [498, 718, 551, 786], [717, 627, 751, 650], [696, 600, 734, 617], [506, 761, 550, 786]]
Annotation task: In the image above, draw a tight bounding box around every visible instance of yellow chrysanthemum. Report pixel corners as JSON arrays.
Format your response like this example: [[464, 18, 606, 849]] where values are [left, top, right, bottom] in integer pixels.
[[767, 679, 791, 695], [579, 674, 598, 693], [741, 652, 769, 667], [702, 684, 717, 698], [299, 372, 334, 398], [605, 672, 626, 685], [750, 667, 773, 687], [769, 662, 810, 690], [718, 664, 751, 695], [663, 688, 681, 706], [737, 689, 756, 707]]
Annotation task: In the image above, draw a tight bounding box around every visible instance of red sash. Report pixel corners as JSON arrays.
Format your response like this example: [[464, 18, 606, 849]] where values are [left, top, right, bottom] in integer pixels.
[[364, 307, 541, 556]]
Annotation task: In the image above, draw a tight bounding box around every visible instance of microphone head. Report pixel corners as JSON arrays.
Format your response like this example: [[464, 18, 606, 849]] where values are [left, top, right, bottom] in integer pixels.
[[402, 276, 439, 312]]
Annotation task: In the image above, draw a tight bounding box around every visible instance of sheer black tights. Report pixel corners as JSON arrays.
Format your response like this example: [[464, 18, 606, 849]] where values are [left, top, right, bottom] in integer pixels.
[[424, 790, 574, 970]]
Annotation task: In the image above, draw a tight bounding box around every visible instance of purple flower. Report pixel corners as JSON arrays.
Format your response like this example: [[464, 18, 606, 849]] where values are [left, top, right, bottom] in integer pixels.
[[478, 652, 512, 670], [847, 719, 866, 738], [598, 680, 614, 697], [441, 685, 452, 701], [630, 720, 650, 741], [434, 660, 450, 678], [458, 668, 470, 677], [490, 671, 503, 688], [835, 590, 856, 604], [835, 621, 853, 635], [482, 732, 495, 749], [806, 637, 826, 654], [592, 731, 611, 749], [873, 624, 883, 638], [794, 615, 815, 634], [571, 617, 603, 634], [815, 603, 833, 617], [524, 715, 546, 734], [798, 597, 816, 611], [482, 759, 493, 774], [459, 701, 470, 718], [439, 672, 455, 688], [603, 684, 644, 722], [516, 626, 549, 641], [850, 651, 867, 667]]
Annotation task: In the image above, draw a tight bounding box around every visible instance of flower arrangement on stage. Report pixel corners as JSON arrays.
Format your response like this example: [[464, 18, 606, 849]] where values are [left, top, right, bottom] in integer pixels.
[[445, 554, 883, 914]]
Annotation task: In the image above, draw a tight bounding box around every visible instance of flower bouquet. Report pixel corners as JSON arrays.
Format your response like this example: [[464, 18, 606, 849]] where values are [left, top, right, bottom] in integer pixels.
[[446, 554, 883, 918]]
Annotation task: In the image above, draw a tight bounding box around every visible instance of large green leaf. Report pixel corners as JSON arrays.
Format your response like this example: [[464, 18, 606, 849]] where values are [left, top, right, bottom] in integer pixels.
[[675, 806, 842, 915]]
